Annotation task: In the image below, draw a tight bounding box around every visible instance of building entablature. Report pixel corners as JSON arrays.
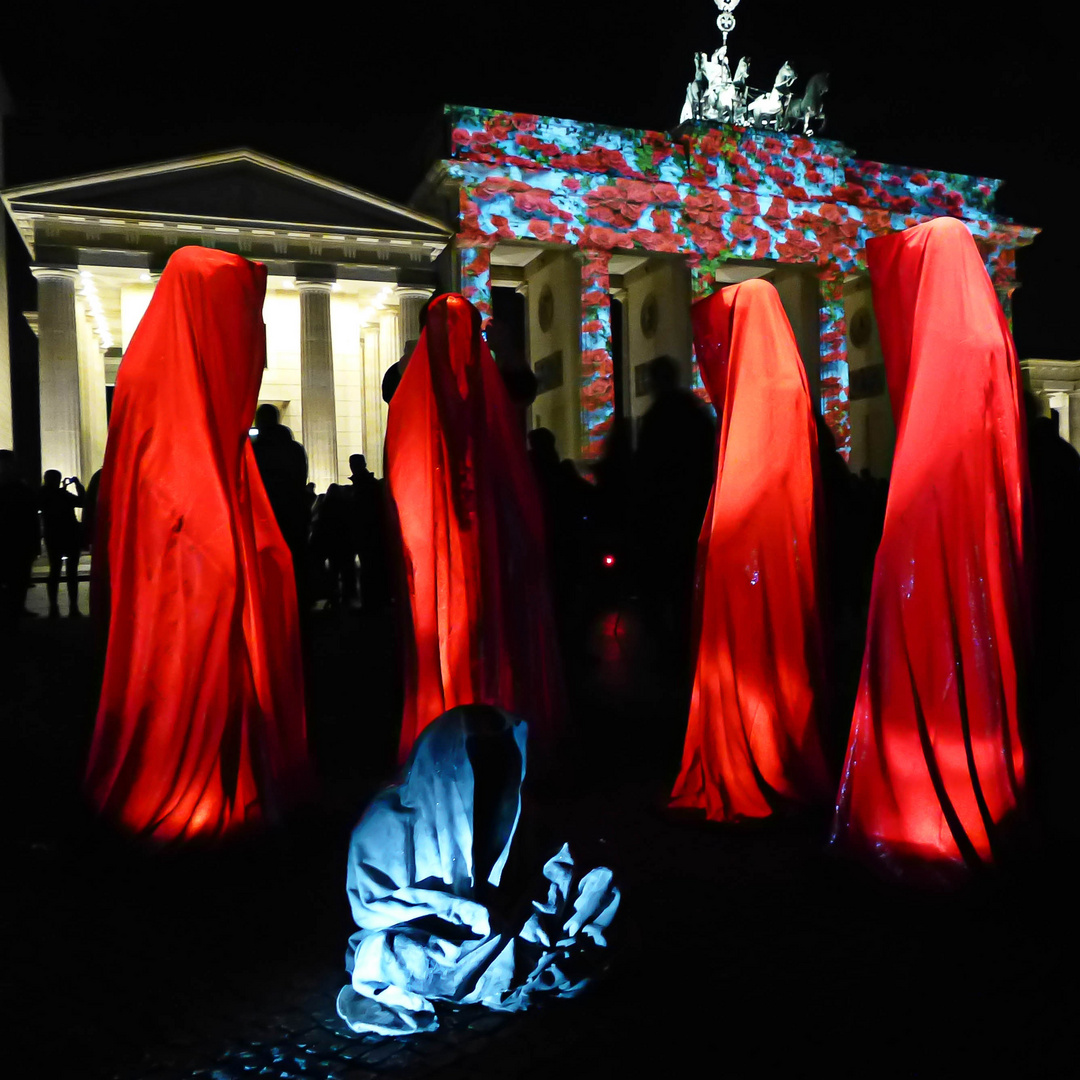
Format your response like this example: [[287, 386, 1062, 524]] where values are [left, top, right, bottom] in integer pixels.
[[3, 148, 450, 274], [1020, 358, 1080, 387], [440, 105, 1036, 290]]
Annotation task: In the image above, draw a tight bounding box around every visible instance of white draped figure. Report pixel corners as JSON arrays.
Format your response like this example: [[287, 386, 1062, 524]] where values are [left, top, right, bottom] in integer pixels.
[[337, 706, 620, 1036]]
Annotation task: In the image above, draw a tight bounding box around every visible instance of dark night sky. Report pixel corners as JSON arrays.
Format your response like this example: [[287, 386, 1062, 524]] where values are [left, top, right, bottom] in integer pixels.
[[1, 2, 1074, 359]]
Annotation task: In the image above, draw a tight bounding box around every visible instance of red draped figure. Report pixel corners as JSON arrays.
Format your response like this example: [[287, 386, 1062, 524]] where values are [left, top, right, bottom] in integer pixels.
[[386, 294, 563, 762], [833, 217, 1030, 877], [85, 247, 311, 842], [671, 278, 832, 820]]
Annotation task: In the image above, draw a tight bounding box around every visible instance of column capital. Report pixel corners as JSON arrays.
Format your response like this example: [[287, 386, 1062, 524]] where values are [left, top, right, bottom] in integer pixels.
[[394, 286, 433, 299], [576, 247, 613, 266], [297, 278, 334, 295], [31, 265, 80, 284]]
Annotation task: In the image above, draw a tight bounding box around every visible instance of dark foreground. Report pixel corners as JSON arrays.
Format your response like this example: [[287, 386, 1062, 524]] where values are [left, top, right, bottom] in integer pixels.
[[3, 584, 1076, 1079]]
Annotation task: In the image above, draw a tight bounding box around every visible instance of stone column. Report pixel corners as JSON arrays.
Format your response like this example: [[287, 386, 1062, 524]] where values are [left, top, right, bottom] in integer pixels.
[[580, 249, 614, 462], [75, 299, 108, 479], [395, 287, 433, 348], [360, 321, 383, 475], [298, 278, 338, 491], [1068, 392, 1080, 455], [457, 242, 492, 330], [818, 268, 850, 460], [33, 266, 83, 480]]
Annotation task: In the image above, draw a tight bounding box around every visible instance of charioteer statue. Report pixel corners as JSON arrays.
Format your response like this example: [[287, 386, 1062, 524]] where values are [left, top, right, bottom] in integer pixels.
[[680, 0, 828, 135]]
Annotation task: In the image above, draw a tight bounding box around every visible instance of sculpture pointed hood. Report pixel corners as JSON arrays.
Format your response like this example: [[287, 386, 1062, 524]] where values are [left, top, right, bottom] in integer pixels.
[[85, 246, 310, 842], [832, 217, 1030, 878]]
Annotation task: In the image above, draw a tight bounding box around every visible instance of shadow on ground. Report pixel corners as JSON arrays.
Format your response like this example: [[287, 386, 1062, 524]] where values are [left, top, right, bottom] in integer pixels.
[[2, 589, 1075, 1079]]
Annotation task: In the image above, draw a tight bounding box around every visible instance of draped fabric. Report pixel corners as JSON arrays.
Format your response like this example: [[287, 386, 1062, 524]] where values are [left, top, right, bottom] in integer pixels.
[[337, 706, 619, 1036], [84, 247, 310, 842], [832, 217, 1030, 877], [670, 278, 832, 820], [385, 294, 563, 762]]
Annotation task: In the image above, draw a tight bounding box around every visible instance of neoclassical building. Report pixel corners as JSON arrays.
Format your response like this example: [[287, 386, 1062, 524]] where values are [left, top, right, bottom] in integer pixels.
[[2, 149, 451, 486]]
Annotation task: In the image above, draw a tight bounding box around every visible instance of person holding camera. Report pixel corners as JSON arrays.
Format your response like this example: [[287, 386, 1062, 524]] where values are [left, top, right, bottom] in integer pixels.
[[38, 469, 85, 618]]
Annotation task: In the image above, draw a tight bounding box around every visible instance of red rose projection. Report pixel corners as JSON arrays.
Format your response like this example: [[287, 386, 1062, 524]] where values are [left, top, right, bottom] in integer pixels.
[[84, 247, 310, 842], [671, 279, 832, 820], [833, 218, 1030, 879], [385, 294, 564, 762]]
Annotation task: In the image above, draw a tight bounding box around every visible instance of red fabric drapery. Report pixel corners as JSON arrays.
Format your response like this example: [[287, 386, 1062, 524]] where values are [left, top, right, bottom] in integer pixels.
[[386, 294, 563, 762], [832, 217, 1029, 876], [670, 278, 832, 820], [84, 247, 310, 842]]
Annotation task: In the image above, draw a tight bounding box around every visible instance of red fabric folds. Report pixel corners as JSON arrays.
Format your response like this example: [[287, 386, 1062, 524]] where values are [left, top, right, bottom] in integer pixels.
[[386, 294, 563, 762], [671, 278, 832, 820], [833, 217, 1029, 876], [85, 247, 310, 842]]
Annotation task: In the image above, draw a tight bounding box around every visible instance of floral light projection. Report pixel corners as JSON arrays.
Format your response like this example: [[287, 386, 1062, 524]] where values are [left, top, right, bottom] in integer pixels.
[[818, 271, 849, 448], [580, 251, 614, 456], [447, 106, 1037, 458]]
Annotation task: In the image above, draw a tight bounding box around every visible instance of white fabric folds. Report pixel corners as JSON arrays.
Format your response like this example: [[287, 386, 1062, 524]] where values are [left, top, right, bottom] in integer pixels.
[[337, 706, 619, 1035]]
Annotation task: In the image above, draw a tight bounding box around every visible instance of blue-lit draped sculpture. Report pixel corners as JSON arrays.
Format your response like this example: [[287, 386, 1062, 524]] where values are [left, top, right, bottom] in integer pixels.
[[337, 706, 619, 1036]]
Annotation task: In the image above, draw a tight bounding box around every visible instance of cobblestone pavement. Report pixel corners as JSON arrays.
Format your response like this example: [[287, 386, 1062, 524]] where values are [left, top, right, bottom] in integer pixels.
[[3, 589, 1076, 1079]]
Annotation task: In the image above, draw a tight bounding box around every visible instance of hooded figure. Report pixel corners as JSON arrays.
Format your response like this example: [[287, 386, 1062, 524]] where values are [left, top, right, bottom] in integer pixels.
[[670, 279, 833, 821], [385, 294, 563, 762], [832, 218, 1030, 878], [84, 247, 310, 842], [337, 705, 619, 1036]]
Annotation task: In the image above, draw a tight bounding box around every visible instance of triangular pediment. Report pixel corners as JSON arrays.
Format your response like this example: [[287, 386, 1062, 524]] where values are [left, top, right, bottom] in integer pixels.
[[2, 149, 449, 237]]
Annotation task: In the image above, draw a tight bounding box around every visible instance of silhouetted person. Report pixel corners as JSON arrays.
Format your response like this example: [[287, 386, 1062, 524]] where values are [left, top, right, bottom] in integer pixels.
[[488, 318, 537, 440], [812, 414, 865, 768], [252, 404, 311, 607], [384, 298, 438, 405], [527, 428, 564, 548], [311, 482, 357, 609], [633, 355, 715, 662], [348, 453, 388, 610], [382, 339, 418, 406], [0, 450, 39, 623], [527, 428, 592, 634], [82, 468, 103, 552], [39, 469, 84, 618]]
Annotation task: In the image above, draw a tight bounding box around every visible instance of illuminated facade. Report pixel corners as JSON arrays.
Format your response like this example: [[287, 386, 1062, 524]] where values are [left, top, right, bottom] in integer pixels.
[[2, 150, 451, 486], [418, 105, 1039, 470]]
